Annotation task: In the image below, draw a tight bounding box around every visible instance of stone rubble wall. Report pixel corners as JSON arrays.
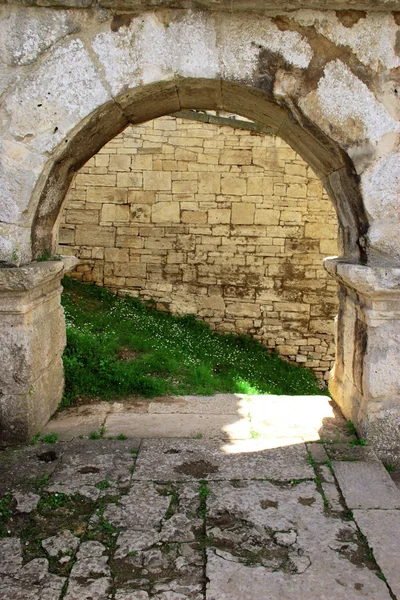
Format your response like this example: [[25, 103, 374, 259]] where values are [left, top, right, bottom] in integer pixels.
[[58, 114, 339, 380]]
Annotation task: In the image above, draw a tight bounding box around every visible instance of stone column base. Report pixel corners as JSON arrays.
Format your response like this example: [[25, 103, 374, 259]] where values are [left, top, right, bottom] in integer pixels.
[[325, 258, 400, 466], [0, 258, 77, 447]]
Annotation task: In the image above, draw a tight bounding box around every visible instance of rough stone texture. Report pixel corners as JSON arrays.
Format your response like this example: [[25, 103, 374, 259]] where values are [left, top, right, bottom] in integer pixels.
[[325, 258, 400, 464], [332, 460, 400, 509], [1, 0, 399, 8], [48, 439, 139, 499], [353, 509, 400, 599], [0, 4, 399, 458], [0, 422, 398, 600], [42, 393, 346, 446], [206, 480, 392, 600], [0, 260, 72, 446], [132, 438, 313, 481], [42, 530, 79, 557], [59, 114, 338, 378]]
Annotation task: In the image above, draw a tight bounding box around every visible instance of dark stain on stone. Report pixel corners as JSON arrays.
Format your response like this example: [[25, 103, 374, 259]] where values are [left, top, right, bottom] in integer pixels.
[[298, 497, 316, 506], [395, 31, 400, 57], [354, 583, 364, 591], [393, 12, 400, 26], [111, 14, 134, 32], [272, 15, 376, 96], [260, 499, 278, 509], [353, 318, 367, 394], [79, 466, 100, 474], [37, 450, 58, 463], [256, 46, 294, 96], [165, 449, 181, 454], [174, 460, 219, 478], [336, 10, 367, 28]]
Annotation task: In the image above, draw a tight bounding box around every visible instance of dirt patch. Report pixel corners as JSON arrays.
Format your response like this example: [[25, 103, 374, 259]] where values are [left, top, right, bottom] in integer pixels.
[[118, 347, 139, 361], [260, 499, 278, 509], [79, 466, 100, 474], [298, 497, 316, 506], [174, 460, 219, 478]]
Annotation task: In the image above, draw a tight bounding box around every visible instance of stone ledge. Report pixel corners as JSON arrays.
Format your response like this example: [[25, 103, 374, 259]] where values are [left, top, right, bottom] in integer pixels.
[[3, 0, 399, 10], [0, 257, 78, 293], [324, 258, 400, 298]]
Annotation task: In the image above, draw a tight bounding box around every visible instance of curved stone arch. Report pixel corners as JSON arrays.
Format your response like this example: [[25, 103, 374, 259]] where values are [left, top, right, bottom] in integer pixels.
[[31, 78, 368, 263]]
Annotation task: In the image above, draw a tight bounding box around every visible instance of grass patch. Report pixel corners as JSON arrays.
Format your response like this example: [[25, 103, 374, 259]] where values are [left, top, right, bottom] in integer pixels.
[[61, 277, 329, 407]]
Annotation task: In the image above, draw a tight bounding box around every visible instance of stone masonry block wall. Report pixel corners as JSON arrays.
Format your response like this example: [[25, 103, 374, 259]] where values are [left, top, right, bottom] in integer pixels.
[[58, 114, 339, 380]]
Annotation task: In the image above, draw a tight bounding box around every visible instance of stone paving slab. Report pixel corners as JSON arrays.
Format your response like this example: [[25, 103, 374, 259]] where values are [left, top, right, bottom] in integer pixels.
[[48, 439, 140, 499], [105, 413, 243, 439], [206, 549, 391, 600], [41, 394, 352, 445], [205, 480, 392, 600], [132, 438, 313, 481], [333, 460, 400, 509], [353, 509, 400, 599], [1, 394, 399, 600]]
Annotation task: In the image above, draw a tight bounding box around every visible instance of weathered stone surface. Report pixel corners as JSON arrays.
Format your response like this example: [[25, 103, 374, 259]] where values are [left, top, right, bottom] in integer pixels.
[[0, 430, 399, 599], [353, 509, 400, 598], [205, 479, 391, 599], [104, 482, 171, 530], [332, 460, 400, 509], [0, 263, 67, 445], [0, 537, 22, 575], [42, 530, 79, 557], [13, 491, 40, 513], [132, 438, 313, 481], [48, 439, 138, 499]]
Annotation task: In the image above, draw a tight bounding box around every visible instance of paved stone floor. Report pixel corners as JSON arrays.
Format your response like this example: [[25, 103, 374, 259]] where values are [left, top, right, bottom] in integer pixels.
[[1, 394, 400, 599]]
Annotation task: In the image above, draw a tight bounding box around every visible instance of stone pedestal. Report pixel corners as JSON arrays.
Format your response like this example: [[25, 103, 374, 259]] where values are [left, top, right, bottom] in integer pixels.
[[325, 259, 400, 466], [0, 258, 77, 447]]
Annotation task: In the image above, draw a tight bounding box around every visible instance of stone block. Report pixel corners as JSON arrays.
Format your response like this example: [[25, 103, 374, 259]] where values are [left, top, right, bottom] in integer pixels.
[[219, 149, 252, 165], [305, 223, 337, 239], [286, 183, 307, 198], [117, 173, 143, 188], [280, 210, 302, 223], [75, 174, 116, 187], [144, 171, 171, 191], [104, 248, 129, 262], [320, 239, 338, 254], [231, 203, 255, 225], [87, 187, 127, 204], [101, 204, 129, 222], [247, 177, 263, 195], [130, 204, 151, 223], [75, 226, 115, 247], [172, 180, 198, 193], [152, 203, 180, 223], [181, 211, 207, 224], [58, 227, 75, 244], [65, 210, 99, 225], [114, 263, 146, 278], [199, 296, 226, 311], [208, 209, 231, 225], [131, 154, 153, 170], [109, 154, 131, 171], [198, 173, 220, 194], [221, 176, 246, 196], [254, 209, 280, 225], [128, 190, 156, 204]]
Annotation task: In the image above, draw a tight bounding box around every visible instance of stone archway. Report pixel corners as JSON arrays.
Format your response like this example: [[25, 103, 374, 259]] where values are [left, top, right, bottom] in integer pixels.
[[1, 6, 400, 463], [31, 78, 367, 264]]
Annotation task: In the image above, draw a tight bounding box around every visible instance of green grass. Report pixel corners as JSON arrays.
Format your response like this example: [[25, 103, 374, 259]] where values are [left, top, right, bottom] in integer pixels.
[[60, 277, 328, 407]]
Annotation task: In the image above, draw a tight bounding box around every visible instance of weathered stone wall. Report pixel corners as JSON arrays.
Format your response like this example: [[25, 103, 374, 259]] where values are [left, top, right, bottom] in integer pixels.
[[1, 4, 400, 456], [58, 114, 338, 379]]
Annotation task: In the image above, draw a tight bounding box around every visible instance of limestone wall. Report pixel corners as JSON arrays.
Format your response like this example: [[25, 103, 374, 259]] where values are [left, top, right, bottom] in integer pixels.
[[58, 114, 339, 380]]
